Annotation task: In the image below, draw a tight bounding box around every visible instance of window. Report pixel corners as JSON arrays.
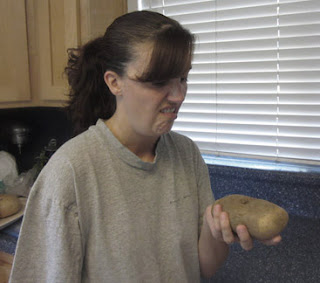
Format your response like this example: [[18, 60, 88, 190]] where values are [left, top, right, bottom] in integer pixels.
[[134, 0, 320, 166]]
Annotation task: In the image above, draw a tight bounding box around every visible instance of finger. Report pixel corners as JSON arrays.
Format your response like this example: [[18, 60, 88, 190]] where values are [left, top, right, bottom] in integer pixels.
[[203, 205, 218, 240], [212, 204, 222, 232], [220, 212, 236, 244], [261, 235, 282, 246], [236, 225, 253, 251]]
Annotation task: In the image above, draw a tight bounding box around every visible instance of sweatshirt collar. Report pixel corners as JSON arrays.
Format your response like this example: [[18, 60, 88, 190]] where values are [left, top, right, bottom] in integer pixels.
[[94, 119, 164, 171]]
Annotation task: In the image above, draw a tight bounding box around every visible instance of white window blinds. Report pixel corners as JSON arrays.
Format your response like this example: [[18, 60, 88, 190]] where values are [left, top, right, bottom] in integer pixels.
[[138, 0, 320, 165]]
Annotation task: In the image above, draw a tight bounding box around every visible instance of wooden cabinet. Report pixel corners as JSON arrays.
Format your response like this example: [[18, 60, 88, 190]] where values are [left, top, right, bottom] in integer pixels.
[[0, 1, 31, 104], [30, 0, 81, 104], [0, 0, 127, 109]]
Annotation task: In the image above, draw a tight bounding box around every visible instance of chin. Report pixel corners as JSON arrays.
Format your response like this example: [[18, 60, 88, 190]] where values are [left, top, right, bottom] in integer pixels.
[[157, 125, 174, 135], [153, 120, 175, 135]]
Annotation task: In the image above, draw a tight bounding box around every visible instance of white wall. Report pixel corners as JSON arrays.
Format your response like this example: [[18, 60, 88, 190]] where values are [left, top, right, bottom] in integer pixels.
[[127, 0, 138, 12]]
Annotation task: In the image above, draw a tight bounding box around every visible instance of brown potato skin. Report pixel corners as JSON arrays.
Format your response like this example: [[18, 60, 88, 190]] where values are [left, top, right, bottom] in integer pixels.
[[212, 194, 289, 240], [0, 194, 22, 218]]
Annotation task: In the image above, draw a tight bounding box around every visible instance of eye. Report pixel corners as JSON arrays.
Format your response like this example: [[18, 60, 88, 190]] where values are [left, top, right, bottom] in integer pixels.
[[151, 81, 169, 87], [180, 77, 188, 83]]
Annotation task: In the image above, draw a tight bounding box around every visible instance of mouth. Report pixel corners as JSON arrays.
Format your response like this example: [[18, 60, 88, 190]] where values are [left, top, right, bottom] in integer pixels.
[[160, 107, 177, 114]]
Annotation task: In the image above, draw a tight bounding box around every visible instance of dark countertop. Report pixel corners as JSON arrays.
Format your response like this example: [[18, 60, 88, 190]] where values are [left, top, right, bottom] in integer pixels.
[[204, 215, 320, 283], [0, 219, 21, 255], [205, 164, 320, 283]]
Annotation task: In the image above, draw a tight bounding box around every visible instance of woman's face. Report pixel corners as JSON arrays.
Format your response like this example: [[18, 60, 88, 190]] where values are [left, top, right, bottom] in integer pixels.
[[115, 43, 190, 140]]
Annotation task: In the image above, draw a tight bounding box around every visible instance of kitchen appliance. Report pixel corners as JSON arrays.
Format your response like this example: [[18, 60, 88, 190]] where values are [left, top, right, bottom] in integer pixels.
[[9, 122, 31, 154]]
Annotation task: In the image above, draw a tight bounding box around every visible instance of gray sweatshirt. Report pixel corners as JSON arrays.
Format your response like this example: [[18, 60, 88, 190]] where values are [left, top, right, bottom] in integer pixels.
[[10, 119, 214, 283]]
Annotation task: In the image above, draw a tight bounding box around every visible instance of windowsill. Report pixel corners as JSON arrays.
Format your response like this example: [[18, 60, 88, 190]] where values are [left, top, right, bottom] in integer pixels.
[[202, 154, 320, 173]]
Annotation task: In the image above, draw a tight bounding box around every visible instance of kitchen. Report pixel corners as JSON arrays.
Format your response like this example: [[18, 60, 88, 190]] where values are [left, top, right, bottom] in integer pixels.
[[1, 0, 320, 282]]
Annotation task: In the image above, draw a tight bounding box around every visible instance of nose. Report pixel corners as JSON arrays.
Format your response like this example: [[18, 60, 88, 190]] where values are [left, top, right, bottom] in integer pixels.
[[167, 80, 186, 102]]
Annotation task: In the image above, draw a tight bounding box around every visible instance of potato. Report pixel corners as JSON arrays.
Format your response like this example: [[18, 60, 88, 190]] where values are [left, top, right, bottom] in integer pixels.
[[212, 194, 289, 240], [0, 194, 22, 218]]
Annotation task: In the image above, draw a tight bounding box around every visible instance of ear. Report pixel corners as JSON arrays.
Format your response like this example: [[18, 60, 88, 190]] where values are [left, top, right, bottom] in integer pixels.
[[104, 71, 123, 96]]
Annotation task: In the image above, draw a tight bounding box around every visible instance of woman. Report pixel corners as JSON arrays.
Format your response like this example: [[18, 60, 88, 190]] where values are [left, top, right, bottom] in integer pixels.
[[10, 11, 281, 283]]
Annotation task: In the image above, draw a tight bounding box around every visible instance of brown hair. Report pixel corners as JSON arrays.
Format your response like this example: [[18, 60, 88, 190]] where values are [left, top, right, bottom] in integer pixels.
[[65, 10, 194, 136]]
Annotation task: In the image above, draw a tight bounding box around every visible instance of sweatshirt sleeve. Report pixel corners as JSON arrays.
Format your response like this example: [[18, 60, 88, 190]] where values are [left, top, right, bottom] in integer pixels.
[[9, 154, 83, 283]]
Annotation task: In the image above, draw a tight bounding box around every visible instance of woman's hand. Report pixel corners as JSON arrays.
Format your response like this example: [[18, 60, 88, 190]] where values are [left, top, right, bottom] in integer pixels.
[[207, 204, 282, 251]]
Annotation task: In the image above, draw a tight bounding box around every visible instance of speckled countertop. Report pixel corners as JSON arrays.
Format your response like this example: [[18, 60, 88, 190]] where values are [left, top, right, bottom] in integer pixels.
[[205, 164, 320, 283], [0, 219, 20, 254], [208, 164, 320, 219], [205, 215, 320, 283]]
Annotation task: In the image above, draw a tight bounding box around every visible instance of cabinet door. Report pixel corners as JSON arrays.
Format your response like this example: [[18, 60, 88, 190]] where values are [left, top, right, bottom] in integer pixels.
[[80, 0, 128, 44], [35, 0, 80, 102], [34, 0, 127, 103], [0, 0, 31, 103]]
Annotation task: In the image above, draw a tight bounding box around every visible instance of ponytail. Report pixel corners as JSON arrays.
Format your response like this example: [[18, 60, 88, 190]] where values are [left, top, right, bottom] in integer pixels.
[[64, 37, 116, 136]]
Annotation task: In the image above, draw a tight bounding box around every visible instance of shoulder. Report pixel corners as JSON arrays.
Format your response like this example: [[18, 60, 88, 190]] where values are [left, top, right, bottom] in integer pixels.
[[160, 131, 204, 168], [164, 130, 200, 154], [58, 129, 96, 157], [56, 119, 110, 160], [52, 122, 105, 166], [31, 127, 100, 202]]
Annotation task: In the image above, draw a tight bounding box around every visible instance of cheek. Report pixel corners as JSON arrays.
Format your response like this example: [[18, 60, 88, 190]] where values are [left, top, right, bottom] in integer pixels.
[[122, 83, 166, 119], [132, 90, 163, 112], [123, 91, 153, 121]]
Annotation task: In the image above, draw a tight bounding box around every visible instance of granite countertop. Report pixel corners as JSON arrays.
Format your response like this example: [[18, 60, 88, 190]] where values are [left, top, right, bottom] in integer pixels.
[[206, 214, 320, 283], [205, 164, 320, 283], [0, 219, 22, 255]]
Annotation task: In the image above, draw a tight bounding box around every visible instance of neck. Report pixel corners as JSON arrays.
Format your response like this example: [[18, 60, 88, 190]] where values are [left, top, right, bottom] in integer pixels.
[[104, 118, 159, 162]]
